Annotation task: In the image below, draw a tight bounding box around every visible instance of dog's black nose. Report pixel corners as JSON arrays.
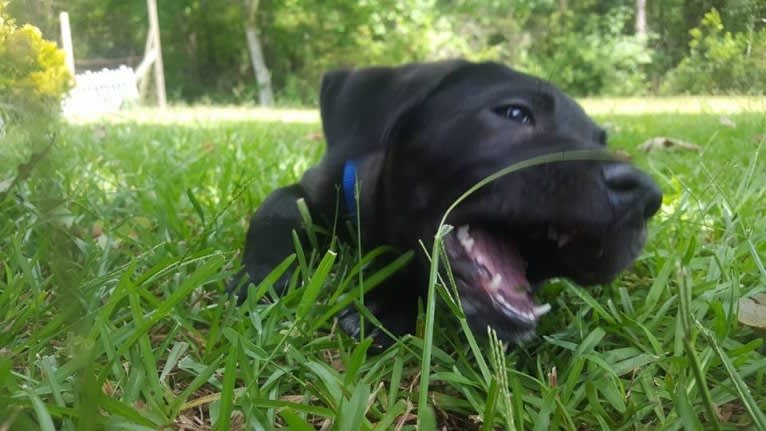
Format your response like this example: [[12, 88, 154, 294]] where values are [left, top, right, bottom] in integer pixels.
[[602, 164, 662, 219]]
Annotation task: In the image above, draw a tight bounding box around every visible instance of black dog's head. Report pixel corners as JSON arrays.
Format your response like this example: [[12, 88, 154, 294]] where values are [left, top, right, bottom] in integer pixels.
[[319, 61, 662, 342]]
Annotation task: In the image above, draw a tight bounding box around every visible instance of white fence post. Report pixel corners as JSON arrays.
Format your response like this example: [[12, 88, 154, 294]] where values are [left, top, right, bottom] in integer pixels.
[[146, 0, 167, 109], [59, 12, 75, 75]]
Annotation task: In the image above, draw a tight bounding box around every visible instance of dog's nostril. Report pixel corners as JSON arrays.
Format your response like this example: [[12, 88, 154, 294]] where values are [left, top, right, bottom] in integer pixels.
[[603, 164, 663, 219], [603, 164, 641, 191]]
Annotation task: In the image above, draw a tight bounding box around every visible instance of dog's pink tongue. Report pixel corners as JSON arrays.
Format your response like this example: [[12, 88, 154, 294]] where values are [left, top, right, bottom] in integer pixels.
[[456, 225, 530, 293]]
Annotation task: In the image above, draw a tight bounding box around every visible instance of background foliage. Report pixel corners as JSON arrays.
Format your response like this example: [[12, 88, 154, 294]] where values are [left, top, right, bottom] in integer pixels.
[[8, 0, 766, 104], [661, 8, 766, 94]]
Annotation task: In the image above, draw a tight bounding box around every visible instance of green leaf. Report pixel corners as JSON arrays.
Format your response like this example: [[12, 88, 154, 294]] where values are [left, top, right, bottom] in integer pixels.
[[28, 390, 56, 431], [335, 383, 371, 431], [280, 408, 316, 431], [296, 249, 337, 320], [186, 187, 206, 226], [213, 335, 240, 431]]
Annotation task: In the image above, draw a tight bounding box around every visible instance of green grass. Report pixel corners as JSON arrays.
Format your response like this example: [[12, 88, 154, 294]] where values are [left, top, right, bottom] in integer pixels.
[[1, 104, 765, 430]]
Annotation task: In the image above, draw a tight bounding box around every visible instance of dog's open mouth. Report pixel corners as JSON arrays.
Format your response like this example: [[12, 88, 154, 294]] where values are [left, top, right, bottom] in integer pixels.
[[444, 225, 551, 322], [442, 222, 593, 338]]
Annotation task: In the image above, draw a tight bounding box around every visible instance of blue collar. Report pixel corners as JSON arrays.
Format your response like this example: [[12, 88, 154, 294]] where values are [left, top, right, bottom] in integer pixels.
[[342, 160, 358, 219]]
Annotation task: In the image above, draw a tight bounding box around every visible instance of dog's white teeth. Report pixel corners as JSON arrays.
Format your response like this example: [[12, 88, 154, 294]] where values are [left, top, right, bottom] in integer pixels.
[[494, 295, 536, 321], [557, 233, 574, 248], [547, 225, 558, 241], [489, 274, 503, 291], [533, 303, 552, 317], [458, 225, 470, 238], [457, 225, 474, 252]]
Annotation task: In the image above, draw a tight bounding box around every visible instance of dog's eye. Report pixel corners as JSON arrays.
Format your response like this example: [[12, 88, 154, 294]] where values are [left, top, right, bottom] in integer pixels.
[[495, 105, 534, 125]]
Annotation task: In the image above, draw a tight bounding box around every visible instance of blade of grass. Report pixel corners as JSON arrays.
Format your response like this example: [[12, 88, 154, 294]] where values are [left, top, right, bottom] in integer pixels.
[[213, 329, 240, 431], [677, 263, 721, 430], [174, 355, 225, 413], [27, 390, 56, 431], [296, 249, 337, 321], [279, 408, 316, 431], [697, 320, 766, 430], [416, 224, 452, 429], [127, 289, 167, 419], [481, 378, 500, 431], [336, 382, 371, 431], [387, 353, 404, 410], [99, 396, 158, 428], [108, 253, 226, 363]]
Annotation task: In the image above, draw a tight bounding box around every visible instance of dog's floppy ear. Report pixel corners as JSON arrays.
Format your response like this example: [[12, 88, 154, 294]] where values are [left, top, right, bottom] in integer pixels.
[[319, 60, 468, 157]]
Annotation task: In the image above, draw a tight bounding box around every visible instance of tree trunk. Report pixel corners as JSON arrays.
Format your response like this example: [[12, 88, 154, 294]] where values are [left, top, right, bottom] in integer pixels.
[[245, 25, 274, 106], [243, 0, 274, 106], [635, 0, 647, 37]]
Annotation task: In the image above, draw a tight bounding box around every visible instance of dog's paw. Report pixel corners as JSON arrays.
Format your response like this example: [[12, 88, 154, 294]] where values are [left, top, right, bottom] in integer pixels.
[[337, 306, 390, 351], [337, 302, 415, 352], [226, 270, 252, 304]]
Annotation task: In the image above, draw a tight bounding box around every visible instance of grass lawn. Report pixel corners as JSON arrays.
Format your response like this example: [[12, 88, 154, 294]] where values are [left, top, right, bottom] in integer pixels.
[[1, 99, 765, 430]]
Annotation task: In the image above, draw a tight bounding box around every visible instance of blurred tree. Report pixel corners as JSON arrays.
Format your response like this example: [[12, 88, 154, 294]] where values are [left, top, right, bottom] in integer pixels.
[[635, 0, 647, 37], [242, 0, 273, 106], [5, 0, 765, 102]]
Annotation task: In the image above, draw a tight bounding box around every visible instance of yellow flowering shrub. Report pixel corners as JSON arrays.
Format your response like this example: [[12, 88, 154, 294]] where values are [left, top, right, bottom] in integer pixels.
[[0, 4, 73, 125]]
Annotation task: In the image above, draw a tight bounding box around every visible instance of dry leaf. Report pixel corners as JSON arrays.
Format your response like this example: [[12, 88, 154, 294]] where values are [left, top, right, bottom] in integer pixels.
[[92, 221, 104, 238], [639, 137, 702, 153], [548, 366, 558, 387], [304, 131, 324, 141], [92, 125, 107, 140], [738, 294, 766, 331], [613, 149, 632, 162], [719, 116, 736, 128]]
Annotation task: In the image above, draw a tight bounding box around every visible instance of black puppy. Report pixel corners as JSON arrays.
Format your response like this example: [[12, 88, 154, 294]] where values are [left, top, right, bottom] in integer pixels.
[[232, 60, 662, 345]]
